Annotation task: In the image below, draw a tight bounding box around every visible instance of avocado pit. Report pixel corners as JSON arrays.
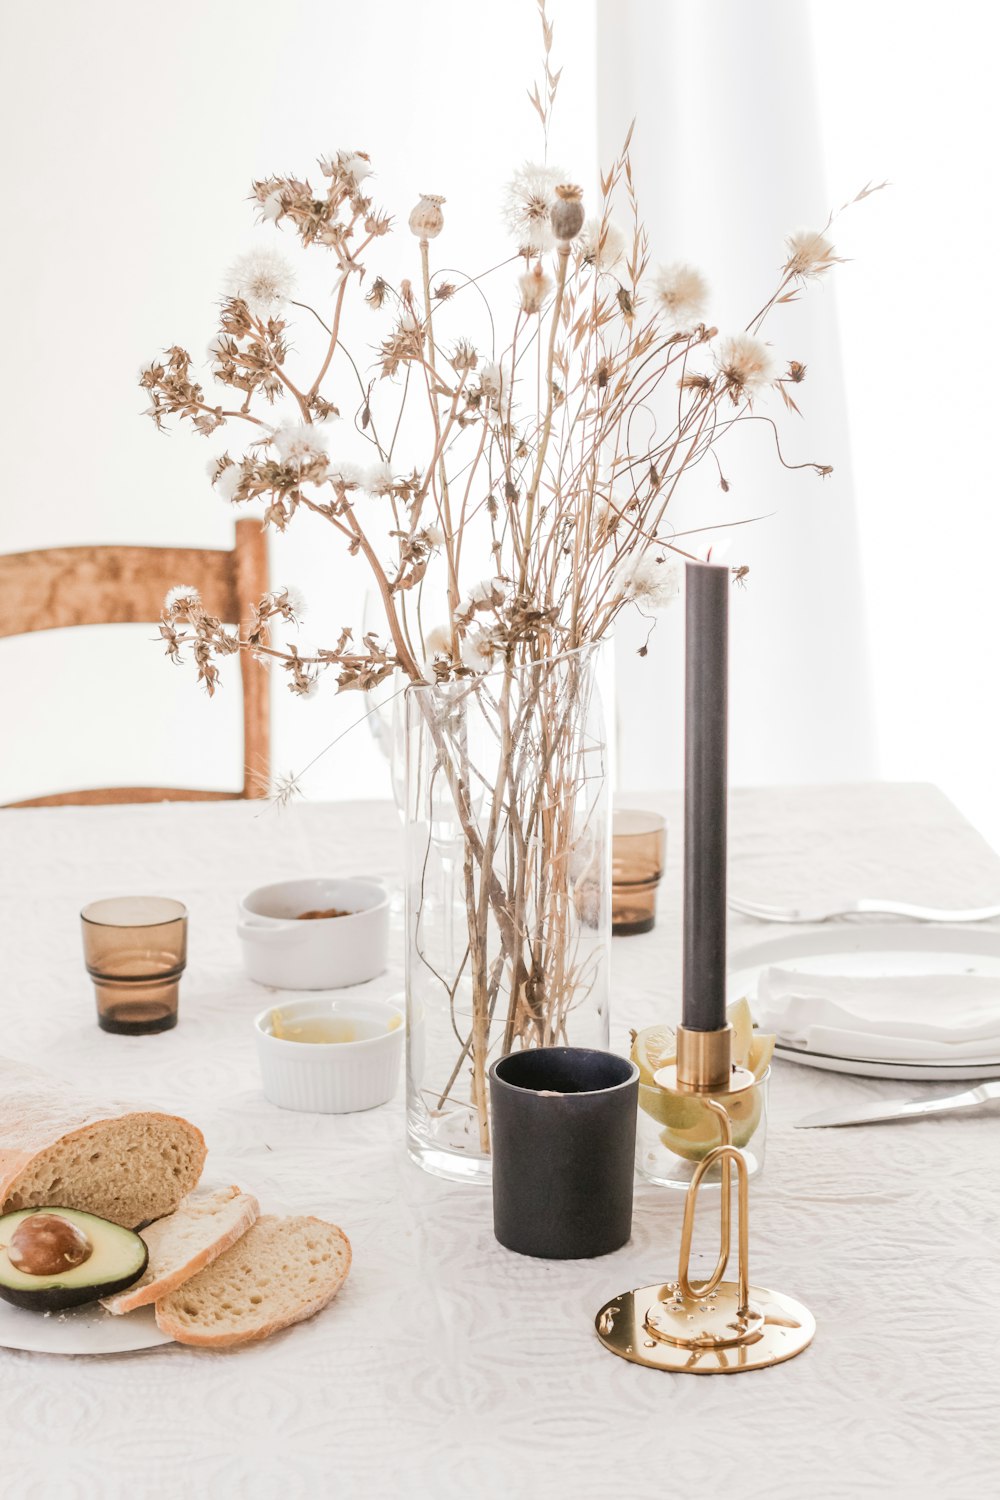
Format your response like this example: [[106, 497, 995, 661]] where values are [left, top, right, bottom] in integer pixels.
[[8, 1213, 93, 1278]]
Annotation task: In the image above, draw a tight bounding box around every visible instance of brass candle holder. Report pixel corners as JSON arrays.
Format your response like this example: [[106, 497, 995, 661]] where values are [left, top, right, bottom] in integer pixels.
[[595, 1021, 815, 1375]]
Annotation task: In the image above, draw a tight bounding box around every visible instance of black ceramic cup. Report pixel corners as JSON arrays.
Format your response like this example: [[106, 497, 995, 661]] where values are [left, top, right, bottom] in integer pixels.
[[489, 1047, 639, 1259]]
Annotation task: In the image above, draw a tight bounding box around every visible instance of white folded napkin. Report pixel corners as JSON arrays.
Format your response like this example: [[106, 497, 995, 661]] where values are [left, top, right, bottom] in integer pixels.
[[755, 966, 1000, 1062]]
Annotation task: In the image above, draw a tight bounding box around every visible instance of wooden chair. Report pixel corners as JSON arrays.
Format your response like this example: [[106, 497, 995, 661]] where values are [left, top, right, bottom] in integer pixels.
[[1, 520, 269, 806]]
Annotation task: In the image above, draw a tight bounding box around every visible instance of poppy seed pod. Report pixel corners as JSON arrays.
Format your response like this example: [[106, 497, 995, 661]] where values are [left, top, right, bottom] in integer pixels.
[[551, 184, 585, 243], [409, 194, 446, 239]]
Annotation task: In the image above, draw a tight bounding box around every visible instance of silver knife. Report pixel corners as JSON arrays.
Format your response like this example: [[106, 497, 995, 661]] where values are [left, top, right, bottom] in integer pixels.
[[795, 1080, 1000, 1128]]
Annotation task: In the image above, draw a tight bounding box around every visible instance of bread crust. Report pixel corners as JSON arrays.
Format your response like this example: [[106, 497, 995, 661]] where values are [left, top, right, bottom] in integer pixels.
[[102, 1189, 261, 1316], [0, 1057, 206, 1222], [154, 1215, 352, 1348]]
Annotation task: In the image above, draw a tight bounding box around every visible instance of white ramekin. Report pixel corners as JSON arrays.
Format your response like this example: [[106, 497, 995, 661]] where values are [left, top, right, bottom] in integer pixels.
[[237, 877, 389, 990], [254, 996, 404, 1113]]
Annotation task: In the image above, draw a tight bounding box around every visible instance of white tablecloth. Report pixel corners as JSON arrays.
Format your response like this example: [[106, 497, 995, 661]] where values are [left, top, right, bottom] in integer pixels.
[[1, 784, 998, 1500]]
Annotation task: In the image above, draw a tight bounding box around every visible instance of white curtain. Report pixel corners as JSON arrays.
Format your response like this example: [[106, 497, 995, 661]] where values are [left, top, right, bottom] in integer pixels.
[[598, 0, 876, 792]]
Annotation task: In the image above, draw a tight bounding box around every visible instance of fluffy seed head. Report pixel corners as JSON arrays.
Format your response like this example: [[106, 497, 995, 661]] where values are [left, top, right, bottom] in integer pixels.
[[612, 552, 683, 611], [424, 624, 453, 660], [502, 162, 566, 254], [365, 460, 395, 495], [278, 585, 306, 619], [649, 263, 708, 332], [225, 247, 295, 321], [579, 218, 626, 271], [715, 333, 775, 401], [329, 460, 364, 489], [273, 422, 329, 468], [784, 229, 838, 279], [215, 465, 243, 503], [164, 584, 202, 619]]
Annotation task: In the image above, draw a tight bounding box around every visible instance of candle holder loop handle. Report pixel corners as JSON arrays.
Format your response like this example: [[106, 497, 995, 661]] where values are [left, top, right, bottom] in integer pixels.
[[676, 1100, 751, 1311]]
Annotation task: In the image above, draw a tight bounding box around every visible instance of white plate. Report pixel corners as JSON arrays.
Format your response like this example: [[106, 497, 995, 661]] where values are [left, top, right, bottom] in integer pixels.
[[0, 1299, 172, 1356], [727, 922, 1000, 1081], [0, 1165, 284, 1357]]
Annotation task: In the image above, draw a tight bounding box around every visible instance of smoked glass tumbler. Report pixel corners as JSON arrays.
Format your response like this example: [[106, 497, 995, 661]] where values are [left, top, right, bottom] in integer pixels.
[[81, 896, 187, 1035], [611, 810, 667, 935]]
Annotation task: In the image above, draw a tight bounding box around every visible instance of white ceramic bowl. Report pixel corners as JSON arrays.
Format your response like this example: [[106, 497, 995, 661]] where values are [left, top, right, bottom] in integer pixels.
[[254, 996, 404, 1114], [237, 877, 389, 990]]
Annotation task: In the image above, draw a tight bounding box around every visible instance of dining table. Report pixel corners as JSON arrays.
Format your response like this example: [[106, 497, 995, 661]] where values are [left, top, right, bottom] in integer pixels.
[[1, 781, 998, 1500]]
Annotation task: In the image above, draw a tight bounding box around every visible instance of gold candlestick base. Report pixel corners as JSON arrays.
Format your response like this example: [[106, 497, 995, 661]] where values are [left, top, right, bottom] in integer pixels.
[[596, 1024, 815, 1375], [596, 1282, 814, 1375]]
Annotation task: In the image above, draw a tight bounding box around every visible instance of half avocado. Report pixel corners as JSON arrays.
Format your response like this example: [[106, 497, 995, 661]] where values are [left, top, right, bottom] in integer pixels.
[[0, 1207, 148, 1312]]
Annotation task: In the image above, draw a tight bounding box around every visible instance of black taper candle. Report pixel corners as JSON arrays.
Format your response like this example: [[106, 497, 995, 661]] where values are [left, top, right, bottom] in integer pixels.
[[682, 561, 729, 1032]]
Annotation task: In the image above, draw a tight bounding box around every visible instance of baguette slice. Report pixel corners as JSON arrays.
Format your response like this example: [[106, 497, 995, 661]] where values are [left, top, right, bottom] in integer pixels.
[[101, 1186, 260, 1315], [155, 1214, 351, 1348], [0, 1057, 206, 1230]]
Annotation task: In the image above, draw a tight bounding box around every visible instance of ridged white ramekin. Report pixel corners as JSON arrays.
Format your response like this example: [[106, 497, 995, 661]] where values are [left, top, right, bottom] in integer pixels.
[[254, 996, 404, 1114]]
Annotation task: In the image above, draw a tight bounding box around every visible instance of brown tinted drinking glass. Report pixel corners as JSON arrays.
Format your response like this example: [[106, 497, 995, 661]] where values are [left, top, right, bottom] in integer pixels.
[[611, 810, 667, 935], [81, 897, 188, 1034]]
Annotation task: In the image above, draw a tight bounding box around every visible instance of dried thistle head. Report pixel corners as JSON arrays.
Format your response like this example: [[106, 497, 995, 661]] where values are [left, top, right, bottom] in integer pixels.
[[365, 275, 390, 310], [379, 316, 424, 379], [450, 339, 478, 373], [518, 261, 553, 315], [319, 149, 373, 190], [679, 371, 714, 395], [478, 361, 509, 412]]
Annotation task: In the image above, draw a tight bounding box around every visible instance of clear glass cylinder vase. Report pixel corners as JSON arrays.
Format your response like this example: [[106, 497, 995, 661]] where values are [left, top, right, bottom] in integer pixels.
[[402, 643, 611, 1183]]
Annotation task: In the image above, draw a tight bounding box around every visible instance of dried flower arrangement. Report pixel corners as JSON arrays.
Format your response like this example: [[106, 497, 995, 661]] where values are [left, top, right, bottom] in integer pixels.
[[141, 2, 876, 1167]]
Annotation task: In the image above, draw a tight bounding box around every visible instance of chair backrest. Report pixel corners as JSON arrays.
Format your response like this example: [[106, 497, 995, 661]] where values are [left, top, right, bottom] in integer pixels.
[[1, 519, 269, 805]]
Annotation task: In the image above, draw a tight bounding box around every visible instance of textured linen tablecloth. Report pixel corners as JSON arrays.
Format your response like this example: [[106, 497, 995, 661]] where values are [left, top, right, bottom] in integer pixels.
[[1, 784, 998, 1500]]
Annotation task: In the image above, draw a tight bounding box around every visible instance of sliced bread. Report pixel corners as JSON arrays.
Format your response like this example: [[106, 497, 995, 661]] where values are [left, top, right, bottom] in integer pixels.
[[0, 1057, 206, 1229], [155, 1214, 351, 1348], [101, 1185, 260, 1315]]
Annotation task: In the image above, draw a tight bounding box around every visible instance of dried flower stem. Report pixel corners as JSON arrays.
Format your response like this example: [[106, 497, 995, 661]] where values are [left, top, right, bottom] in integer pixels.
[[519, 241, 570, 595]]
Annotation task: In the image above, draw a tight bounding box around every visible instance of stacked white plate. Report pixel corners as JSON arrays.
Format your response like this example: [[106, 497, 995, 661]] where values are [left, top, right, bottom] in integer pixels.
[[727, 924, 1000, 1081]]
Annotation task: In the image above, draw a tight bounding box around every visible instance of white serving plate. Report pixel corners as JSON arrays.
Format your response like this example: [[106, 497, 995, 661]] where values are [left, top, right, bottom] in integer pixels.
[[0, 1299, 172, 1356], [0, 1168, 283, 1357], [727, 922, 1000, 1081]]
